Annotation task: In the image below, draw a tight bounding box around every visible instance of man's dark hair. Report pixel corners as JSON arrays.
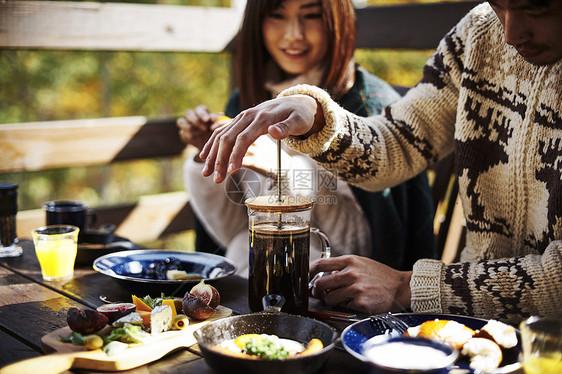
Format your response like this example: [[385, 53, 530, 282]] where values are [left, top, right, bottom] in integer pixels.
[[490, 0, 552, 7], [529, 0, 551, 6]]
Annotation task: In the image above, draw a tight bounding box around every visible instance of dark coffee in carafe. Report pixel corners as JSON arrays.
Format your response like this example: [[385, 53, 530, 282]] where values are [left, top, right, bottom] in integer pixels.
[[248, 222, 310, 314]]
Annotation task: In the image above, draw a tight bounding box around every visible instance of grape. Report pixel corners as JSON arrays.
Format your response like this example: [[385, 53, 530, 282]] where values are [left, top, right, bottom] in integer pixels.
[[139, 257, 182, 280]]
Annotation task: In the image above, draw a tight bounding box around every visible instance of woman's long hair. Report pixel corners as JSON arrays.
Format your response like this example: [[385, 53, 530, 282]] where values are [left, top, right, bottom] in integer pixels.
[[234, 0, 357, 110]]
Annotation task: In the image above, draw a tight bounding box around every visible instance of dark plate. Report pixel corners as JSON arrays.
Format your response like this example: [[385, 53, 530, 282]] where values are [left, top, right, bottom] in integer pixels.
[[342, 313, 522, 374], [93, 250, 236, 295]]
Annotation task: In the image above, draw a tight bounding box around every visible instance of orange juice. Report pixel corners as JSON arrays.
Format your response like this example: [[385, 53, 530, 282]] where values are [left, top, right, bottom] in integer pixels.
[[32, 225, 78, 281], [520, 315, 562, 374], [523, 354, 562, 374]]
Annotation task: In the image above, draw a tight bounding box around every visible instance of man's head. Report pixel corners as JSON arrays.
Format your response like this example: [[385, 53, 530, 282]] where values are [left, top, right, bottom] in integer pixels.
[[488, 0, 562, 65]]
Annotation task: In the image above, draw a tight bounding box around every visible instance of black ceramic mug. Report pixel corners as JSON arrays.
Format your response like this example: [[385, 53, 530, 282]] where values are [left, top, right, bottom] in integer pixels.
[[43, 200, 96, 233]]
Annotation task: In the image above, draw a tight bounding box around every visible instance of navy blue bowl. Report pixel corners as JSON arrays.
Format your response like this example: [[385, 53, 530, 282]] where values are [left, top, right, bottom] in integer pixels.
[[341, 313, 523, 373], [93, 249, 236, 295]]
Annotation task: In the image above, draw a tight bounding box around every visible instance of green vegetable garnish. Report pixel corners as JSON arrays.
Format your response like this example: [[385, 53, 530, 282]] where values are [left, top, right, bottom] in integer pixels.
[[62, 323, 151, 351], [141, 293, 175, 309], [106, 323, 150, 344], [244, 335, 289, 360], [60, 331, 86, 346], [141, 295, 156, 309]]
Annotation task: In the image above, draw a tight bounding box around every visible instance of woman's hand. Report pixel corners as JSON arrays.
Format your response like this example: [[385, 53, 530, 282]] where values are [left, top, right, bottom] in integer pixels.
[[176, 105, 225, 153], [309, 255, 412, 314], [199, 95, 324, 183]]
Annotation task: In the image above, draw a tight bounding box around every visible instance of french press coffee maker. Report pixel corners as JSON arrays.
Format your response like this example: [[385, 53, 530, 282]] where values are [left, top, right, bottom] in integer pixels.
[[246, 195, 330, 315]]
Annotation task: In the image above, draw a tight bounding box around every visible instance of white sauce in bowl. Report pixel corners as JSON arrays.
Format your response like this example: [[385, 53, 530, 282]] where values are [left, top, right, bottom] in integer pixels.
[[363, 340, 455, 370]]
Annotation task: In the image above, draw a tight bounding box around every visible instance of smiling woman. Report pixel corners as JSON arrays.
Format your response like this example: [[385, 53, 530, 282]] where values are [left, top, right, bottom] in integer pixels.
[[234, 0, 356, 109], [261, 0, 327, 77]]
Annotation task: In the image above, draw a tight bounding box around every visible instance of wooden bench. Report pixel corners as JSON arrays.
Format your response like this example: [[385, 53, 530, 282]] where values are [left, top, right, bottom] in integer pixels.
[[1, 0, 476, 259]]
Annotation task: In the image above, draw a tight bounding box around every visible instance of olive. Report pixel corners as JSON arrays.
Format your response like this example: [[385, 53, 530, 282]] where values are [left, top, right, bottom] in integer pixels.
[[173, 314, 189, 330], [83, 334, 104, 350]]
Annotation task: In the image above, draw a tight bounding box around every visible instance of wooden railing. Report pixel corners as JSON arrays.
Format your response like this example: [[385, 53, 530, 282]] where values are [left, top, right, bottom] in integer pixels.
[[0, 0, 477, 255]]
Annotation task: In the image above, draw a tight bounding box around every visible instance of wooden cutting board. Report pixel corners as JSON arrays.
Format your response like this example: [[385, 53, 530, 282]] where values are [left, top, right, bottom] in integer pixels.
[[0, 306, 231, 374]]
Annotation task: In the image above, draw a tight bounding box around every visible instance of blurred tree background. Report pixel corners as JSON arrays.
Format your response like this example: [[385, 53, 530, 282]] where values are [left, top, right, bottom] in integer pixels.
[[0, 0, 467, 248]]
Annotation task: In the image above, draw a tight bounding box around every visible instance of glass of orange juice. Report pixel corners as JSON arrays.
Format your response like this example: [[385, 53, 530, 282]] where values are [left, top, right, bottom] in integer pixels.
[[520, 313, 562, 374], [32, 225, 79, 281]]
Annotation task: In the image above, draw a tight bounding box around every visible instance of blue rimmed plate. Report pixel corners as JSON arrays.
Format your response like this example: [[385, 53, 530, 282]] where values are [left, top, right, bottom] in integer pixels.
[[93, 249, 236, 294], [341, 313, 522, 373]]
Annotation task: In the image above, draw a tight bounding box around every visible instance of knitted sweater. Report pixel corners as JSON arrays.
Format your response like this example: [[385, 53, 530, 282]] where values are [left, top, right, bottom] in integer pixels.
[[279, 3, 562, 324]]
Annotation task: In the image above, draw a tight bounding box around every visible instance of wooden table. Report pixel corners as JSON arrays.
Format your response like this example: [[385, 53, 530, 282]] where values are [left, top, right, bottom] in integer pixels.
[[0, 240, 371, 373]]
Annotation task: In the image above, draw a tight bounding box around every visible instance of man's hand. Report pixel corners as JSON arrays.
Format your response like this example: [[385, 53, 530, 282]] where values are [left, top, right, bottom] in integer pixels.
[[199, 95, 323, 183], [309, 255, 412, 314]]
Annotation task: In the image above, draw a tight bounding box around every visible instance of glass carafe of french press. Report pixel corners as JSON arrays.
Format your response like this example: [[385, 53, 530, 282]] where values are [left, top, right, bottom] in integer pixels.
[[246, 195, 330, 315]]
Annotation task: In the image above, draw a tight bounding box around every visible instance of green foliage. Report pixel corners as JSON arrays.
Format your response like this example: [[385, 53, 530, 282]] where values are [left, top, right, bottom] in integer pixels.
[[355, 49, 434, 87], [0, 51, 231, 123], [0, 49, 231, 226]]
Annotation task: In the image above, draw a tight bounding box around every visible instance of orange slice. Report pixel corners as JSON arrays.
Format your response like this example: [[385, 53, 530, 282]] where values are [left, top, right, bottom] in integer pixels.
[[137, 310, 151, 326], [299, 339, 324, 356], [215, 115, 231, 123], [132, 295, 153, 312]]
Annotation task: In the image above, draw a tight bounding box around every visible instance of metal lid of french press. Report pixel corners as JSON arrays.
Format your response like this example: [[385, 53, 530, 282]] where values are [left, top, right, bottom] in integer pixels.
[[245, 195, 314, 212], [0, 183, 18, 216]]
